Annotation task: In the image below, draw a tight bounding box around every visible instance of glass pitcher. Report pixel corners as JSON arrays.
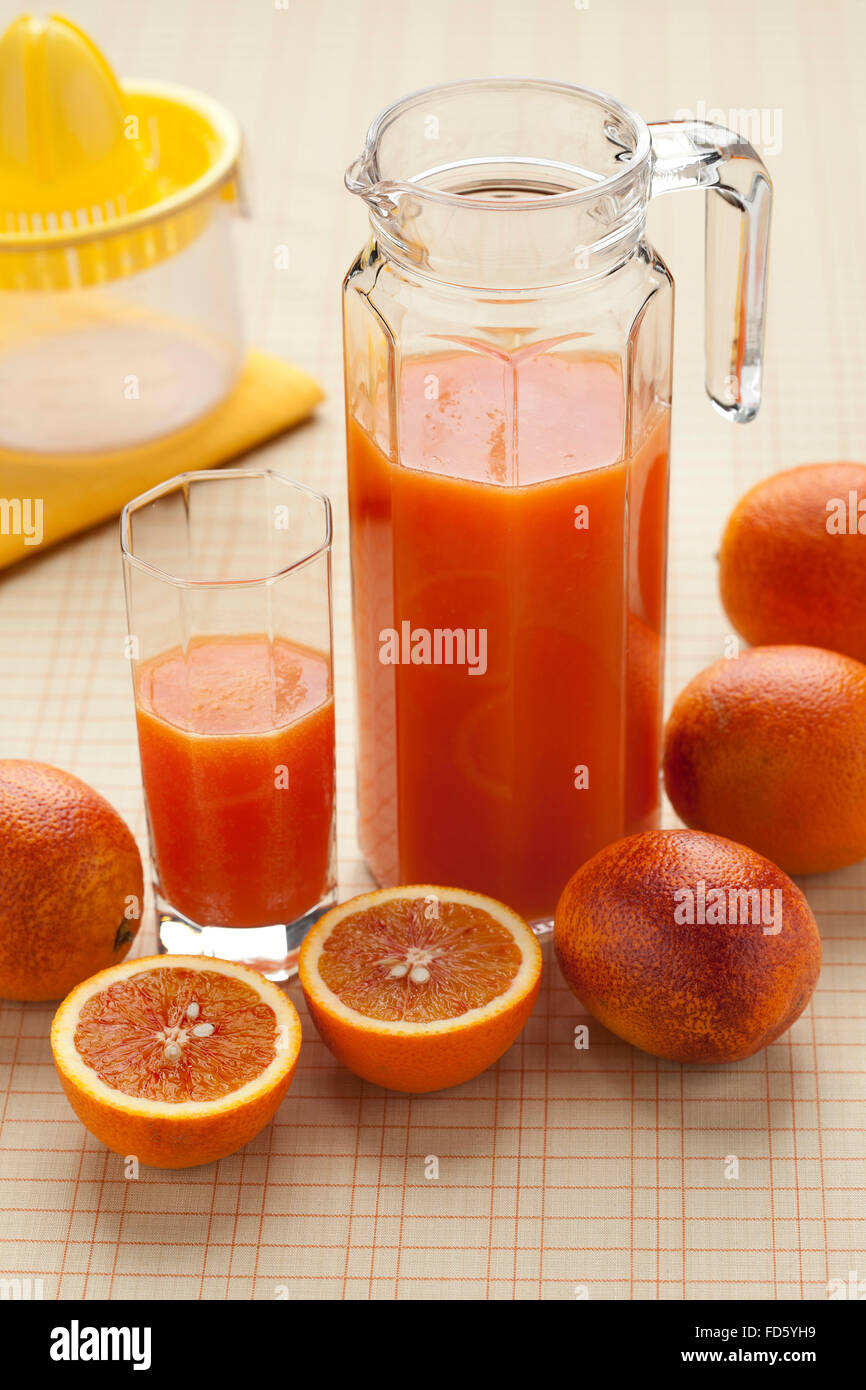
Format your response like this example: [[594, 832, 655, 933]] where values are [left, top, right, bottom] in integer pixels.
[[342, 78, 771, 925]]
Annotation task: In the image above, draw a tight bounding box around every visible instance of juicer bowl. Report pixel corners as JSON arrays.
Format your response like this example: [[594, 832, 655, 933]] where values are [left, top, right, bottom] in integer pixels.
[[0, 45, 246, 455]]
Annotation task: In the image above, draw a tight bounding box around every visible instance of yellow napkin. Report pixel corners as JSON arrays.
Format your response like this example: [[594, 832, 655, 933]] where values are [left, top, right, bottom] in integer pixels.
[[0, 350, 323, 570]]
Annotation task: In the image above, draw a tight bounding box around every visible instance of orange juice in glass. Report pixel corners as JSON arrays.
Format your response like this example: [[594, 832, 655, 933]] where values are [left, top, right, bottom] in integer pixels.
[[122, 470, 335, 979]]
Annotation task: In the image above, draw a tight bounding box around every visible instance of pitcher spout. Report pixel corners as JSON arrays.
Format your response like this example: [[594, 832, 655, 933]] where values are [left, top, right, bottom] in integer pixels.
[[345, 150, 404, 217]]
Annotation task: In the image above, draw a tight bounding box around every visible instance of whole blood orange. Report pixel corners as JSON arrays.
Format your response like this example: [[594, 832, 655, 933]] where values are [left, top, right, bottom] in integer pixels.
[[0, 760, 143, 1000], [51, 955, 302, 1168], [663, 646, 866, 874], [719, 462, 866, 662], [554, 830, 821, 1063], [298, 885, 542, 1092]]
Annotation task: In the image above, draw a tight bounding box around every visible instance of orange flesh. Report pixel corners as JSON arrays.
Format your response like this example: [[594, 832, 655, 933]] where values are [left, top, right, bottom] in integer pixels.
[[73, 968, 278, 1102], [317, 898, 523, 1023]]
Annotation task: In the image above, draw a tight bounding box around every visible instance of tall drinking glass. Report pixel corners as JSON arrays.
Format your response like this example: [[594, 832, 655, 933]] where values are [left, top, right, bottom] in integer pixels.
[[121, 468, 336, 980]]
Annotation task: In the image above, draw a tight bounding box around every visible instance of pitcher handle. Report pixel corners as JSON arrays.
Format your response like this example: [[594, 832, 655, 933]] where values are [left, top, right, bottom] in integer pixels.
[[649, 121, 772, 423]]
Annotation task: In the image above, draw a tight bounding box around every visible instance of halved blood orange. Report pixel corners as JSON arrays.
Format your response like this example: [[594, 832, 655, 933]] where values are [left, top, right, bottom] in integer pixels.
[[51, 955, 301, 1168], [298, 885, 542, 1093]]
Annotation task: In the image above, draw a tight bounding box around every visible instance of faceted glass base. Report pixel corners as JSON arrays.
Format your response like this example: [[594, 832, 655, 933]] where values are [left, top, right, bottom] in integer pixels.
[[529, 917, 554, 940], [155, 889, 337, 982]]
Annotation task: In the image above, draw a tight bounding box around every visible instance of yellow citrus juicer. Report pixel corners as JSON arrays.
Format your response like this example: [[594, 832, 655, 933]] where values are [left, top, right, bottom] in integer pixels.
[[0, 12, 246, 453]]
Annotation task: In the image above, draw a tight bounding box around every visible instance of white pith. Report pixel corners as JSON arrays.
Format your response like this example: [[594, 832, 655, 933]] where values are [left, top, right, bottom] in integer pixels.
[[51, 955, 301, 1118], [299, 885, 542, 1035]]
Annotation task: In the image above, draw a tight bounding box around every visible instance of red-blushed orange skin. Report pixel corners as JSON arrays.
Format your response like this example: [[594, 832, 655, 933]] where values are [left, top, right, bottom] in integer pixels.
[[719, 462, 866, 662], [663, 646, 866, 875], [554, 830, 821, 1064], [0, 761, 143, 1001], [51, 957, 301, 1169]]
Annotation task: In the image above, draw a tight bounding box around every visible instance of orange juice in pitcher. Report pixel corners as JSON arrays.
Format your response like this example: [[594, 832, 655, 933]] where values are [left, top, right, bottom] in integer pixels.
[[343, 80, 771, 923]]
